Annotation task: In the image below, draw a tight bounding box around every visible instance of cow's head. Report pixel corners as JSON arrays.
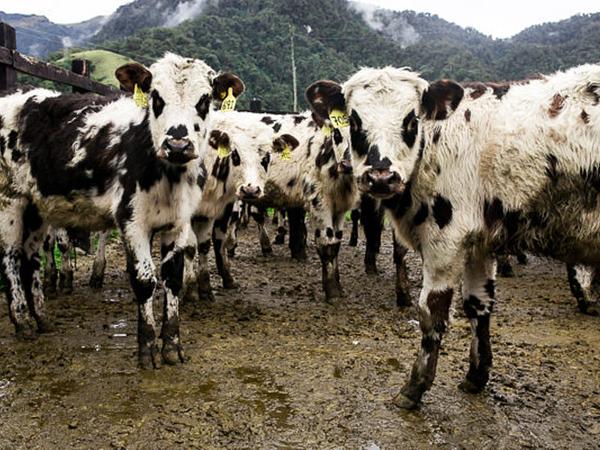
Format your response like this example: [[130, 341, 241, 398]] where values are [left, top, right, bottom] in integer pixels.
[[116, 53, 244, 165], [207, 128, 269, 202], [306, 68, 463, 199], [305, 81, 354, 178]]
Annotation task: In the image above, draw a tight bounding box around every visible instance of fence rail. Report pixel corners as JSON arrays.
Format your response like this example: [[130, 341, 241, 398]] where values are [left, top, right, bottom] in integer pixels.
[[0, 22, 119, 95]]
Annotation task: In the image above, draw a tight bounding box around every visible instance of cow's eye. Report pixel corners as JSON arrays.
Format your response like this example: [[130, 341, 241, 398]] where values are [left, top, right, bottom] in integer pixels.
[[261, 153, 270, 172], [196, 94, 211, 120], [231, 149, 241, 166], [151, 91, 165, 118]]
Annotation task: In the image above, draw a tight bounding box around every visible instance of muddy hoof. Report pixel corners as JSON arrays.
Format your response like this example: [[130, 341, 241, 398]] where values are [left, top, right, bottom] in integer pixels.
[[365, 264, 378, 276], [392, 393, 419, 410], [89, 276, 104, 290], [222, 279, 239, 290], [497, 264, 514, 278], [459, 378, 486, 394], [139, 344, 161, 369], [396, 292, 413, 307], [227, 248, 236, 258], [36, 318, 55, 333], [197, 290, 215, 303], [291, 251, 307, 262], [15, 321, 38, 341], [274, 235, 285, 245], [162, 342, 185, 365], [348, 236, 358, 247], [579, 305, 599, 316], [261, 248, 274, 257]]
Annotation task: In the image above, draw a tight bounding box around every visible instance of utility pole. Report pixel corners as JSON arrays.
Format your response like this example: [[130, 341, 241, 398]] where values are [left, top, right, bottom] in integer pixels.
[[290, 25, 298, 112]]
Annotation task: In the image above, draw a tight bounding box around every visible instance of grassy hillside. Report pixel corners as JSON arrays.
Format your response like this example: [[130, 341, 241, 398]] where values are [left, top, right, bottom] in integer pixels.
[[55, 50, 133, 87]]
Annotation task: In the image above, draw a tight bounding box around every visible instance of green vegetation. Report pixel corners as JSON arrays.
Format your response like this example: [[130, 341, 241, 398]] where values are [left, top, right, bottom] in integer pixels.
[[55, 50, 134, 87]]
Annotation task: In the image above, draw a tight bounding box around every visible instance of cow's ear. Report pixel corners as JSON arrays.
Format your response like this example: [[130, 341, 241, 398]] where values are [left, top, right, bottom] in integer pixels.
[[212, 72, 245, 101], [421, 80, 464, 120], [272, 134, 300, 153], [305, 80, 346, 122], [115, 63, 152, 93]]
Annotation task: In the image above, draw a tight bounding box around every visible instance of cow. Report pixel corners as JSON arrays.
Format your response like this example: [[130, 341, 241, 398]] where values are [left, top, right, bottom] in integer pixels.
[[0, 52, 244, 369], [193, 109, 359, 300], [307, 64, 600, 408], [181, 111, 271, 302]]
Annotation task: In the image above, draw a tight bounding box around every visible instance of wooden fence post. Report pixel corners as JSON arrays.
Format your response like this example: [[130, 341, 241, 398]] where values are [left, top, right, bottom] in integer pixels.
[[0, 23, 16, 91], [71, 59, 90, 93]]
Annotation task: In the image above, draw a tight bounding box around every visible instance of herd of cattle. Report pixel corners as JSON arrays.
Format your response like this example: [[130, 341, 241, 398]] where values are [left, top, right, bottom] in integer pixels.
[[1, 52, 599, 409]]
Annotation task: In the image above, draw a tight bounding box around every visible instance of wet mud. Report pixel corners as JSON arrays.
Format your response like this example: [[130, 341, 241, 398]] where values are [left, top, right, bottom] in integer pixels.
[[0, 222, 599, 449]]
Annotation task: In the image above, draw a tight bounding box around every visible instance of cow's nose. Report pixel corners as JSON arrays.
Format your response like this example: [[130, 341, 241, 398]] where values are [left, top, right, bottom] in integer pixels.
[[239, 185, 262, 200], [363, 168, 403, 198], [165, 138, 192, 153], [338, 159, 353, 174]]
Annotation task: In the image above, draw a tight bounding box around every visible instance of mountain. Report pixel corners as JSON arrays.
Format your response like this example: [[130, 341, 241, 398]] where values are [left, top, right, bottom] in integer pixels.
[[5, 1, 600, 110], [0, 11, 106, 57]]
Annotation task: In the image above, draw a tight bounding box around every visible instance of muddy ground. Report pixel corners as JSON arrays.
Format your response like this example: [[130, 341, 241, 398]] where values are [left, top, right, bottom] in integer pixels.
[[0, 221, 599, 449]]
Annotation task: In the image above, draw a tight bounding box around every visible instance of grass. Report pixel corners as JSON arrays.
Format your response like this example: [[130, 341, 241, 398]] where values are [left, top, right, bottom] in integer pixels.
[[56, 50, 133, 88]]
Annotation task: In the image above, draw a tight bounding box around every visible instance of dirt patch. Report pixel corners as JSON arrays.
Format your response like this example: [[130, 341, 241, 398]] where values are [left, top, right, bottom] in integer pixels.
[[0, 222, 599, 449]]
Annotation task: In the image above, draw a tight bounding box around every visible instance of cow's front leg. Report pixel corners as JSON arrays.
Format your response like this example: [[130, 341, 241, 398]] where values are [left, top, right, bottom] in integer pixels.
[[159, 232, 186, 365], [361, 196, 384, 275], [213, 207, 238, 289], [192, 219, 215, 301], [393, 232, 412, 307], [394, 252, 461, 409], [89, 231, 108, 290], [57, 231, 73, 294], [313, 206, 343, 300], [288, 206, 307, 261], [251, 206, 273, 256], [348, 208, 360, 247], [567, 264, 599, 316], [274, 209, 287, 245], [496, 254, 514, 277], [123, 229, 159, 369], [459, 253, 496, 393]]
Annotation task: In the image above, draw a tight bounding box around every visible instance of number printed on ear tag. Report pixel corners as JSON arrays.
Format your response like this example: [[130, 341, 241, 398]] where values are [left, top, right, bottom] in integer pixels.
[[217, 144, 230, 158], [220, 87, 237, 112], [133, 84, 148, 108], [329, 109, 349, 128]]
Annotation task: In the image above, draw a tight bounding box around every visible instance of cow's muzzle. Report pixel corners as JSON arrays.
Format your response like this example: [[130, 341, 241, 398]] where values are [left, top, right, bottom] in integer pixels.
[[238, 184, 263, 201], [159, 138, 197, 164], [360, 168, 405, 199]]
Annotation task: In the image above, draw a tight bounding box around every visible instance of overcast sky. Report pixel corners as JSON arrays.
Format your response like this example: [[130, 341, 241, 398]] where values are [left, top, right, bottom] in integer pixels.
[[1, 0, 598, 37]]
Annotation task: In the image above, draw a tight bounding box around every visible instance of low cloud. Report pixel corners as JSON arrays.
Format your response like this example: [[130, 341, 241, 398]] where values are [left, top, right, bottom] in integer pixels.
[[349, 2, 420, 48], [163, 0, 209, 28]]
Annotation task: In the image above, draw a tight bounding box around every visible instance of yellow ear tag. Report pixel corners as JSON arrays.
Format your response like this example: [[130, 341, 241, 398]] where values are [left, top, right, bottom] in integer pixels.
[[322, 124, 332, 137], [220, 87, 237, 112], [217, 144, 230, 158], [133, 83, 148, 108], [281, 144, 292, 161], [329, 109, 349, 128]]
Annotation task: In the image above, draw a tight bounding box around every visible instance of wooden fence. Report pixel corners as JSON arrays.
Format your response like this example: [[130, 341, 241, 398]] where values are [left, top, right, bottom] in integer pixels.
[[0, 22, 119, 95]]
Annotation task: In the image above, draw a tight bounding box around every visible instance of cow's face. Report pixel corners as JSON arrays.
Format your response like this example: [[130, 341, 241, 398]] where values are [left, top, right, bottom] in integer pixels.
[[116, 53, 244, 166], [207, 130, 269, 201], [306, 68, 463, 199]]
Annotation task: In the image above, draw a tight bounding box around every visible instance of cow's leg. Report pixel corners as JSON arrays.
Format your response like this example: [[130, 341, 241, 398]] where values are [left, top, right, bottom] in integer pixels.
[[225, 201, 241, 257], [312, 200, 343, 299], [42, 231, 58, 295], [251, 206, 273, 256], [516, 252, 528, 265], [361, 196, 384, 275], [274, 209, 287, 245], [89, 231, 108, 290], [567, 264, 598, 316], [122, 227, 159, 369], [213, 204, 238, 289], [348, 208, 360, 247], [57, 230, 73, 295], [459, 254, 496, 393], [288, 207, 307, 261], [496, 254, 514, 277], [0, 200, 42, 339], [181, 227, 199, 304], [394, 251, 461, 409], [192, 219, 215, 302], [239, 202, 250, 229], [393, 231, 412, 307], [159, 231, 186, 365]]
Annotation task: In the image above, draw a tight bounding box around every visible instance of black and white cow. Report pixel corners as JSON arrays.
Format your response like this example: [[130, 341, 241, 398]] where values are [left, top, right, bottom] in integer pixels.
[[200, 109, 359, 299], [308, 64, 600, 408], [182, 111, 270, 302], [0, 53, 243, 369]]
